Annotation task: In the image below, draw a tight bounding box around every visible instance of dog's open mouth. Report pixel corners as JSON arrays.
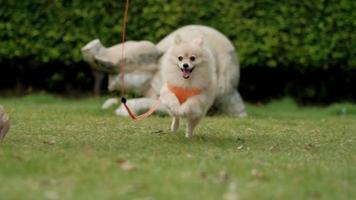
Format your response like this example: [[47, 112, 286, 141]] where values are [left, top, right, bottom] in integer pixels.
[[181, 67, 195, 79]]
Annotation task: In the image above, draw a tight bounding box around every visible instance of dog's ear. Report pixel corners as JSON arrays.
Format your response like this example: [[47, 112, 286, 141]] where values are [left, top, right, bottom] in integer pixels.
[[192, 36, 204, 46], [174, 34, 182, 45]]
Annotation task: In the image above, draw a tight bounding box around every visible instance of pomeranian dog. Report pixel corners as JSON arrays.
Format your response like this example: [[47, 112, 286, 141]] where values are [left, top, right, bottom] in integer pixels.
[[159, 34, 217, 138]]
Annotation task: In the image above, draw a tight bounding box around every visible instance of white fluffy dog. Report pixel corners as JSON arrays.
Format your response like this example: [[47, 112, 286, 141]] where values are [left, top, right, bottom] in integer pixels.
[[160, 34, 216, 137]]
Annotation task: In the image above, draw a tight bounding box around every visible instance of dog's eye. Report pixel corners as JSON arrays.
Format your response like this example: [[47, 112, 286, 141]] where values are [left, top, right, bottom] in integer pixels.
[[178, 56, 183, 61], [190, 56, 196, 61]]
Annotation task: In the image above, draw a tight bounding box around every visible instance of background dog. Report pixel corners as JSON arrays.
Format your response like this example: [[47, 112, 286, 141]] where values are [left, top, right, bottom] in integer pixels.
[[82, 25, 247, 118]]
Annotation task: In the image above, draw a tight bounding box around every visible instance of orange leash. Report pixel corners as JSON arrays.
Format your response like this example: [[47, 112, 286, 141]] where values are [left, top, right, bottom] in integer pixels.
[[121, 98, 161, 122], [120, 0, 160, 121], [119, 0, 129, 95]]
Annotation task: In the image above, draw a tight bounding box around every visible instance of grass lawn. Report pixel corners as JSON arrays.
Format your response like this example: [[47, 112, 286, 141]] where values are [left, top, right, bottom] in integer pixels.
[[0, 94, 355, 200]]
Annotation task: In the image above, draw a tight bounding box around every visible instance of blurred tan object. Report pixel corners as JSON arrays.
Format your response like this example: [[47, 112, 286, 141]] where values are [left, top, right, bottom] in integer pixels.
[[0, 106, 10, 141], [81, 39, 161, 96]]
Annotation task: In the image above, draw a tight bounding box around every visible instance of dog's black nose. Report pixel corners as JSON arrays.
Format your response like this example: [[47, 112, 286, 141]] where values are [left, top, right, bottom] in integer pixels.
[[183, 63, 189, 68]]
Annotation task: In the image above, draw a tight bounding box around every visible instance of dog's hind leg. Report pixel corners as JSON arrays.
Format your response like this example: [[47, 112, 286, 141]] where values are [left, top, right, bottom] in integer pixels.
[[216, 90, 247, 117]]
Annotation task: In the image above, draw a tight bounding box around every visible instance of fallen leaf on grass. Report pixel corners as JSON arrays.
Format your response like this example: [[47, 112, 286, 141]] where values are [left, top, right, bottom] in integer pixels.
[[251, 169, 266, 180], [246, 128, 256, 132], [151, 129, 164, 134], [304, 143, 314, 151], [198, 171, 207, 179], [237, 145, 250, 151], [269, 143, 279, 150], [217, 170, 230, 183], [117, 159, 136, 171], [43, 139, 56, 145]]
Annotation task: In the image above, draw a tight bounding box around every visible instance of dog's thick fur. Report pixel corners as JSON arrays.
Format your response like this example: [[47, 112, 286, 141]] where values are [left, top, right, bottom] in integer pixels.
[[82, 25, 247, 118], [160, 34, 217, 137]]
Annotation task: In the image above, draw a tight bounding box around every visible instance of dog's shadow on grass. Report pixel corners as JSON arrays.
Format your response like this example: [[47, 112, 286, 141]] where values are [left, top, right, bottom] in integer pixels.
[[154, 130, 244, 149], [153, 128, 282, 151]]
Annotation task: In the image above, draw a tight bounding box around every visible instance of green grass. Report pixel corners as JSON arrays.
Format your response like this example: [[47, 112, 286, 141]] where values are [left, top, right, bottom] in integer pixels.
[[0, 94, 355, 200]]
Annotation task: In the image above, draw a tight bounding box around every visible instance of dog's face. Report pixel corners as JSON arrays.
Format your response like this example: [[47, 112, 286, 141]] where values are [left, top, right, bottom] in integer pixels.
[[170, 35, 206, 79]]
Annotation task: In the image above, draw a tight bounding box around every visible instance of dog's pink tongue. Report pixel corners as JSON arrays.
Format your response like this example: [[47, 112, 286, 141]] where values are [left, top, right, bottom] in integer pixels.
[[182, 69, 190, 79]]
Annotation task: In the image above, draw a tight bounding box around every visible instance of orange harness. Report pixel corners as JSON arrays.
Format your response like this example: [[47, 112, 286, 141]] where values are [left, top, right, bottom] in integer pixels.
[[167, 83, 202, 104]]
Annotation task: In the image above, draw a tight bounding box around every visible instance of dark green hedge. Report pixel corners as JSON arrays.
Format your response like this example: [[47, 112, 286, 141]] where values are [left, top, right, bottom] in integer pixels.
[[1, 0, 355, 102]]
